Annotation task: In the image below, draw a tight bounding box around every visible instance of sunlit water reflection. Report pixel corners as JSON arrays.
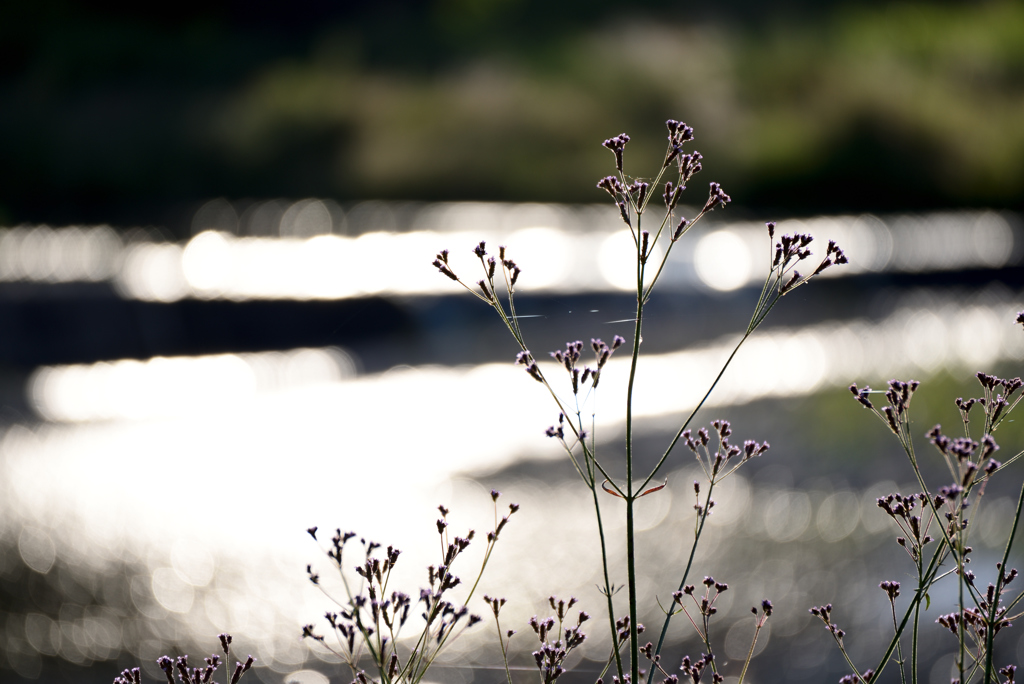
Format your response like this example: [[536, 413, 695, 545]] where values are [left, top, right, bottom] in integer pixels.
[[4, 288, 1024, 682], [0, 206, 1016, 301]]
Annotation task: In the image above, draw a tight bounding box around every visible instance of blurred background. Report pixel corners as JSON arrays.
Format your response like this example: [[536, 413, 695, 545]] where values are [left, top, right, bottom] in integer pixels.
[[2, 1, 1024, 683]]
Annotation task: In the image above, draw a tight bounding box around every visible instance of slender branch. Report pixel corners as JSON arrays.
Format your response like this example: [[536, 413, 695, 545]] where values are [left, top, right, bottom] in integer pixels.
[[645, 483, 716, 684], [639, 332, 750, 493], [984, 474, 1024, 682]]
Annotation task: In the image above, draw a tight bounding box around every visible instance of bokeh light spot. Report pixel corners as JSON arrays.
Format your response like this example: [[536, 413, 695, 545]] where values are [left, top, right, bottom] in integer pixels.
[[694, 230, 752, 291]]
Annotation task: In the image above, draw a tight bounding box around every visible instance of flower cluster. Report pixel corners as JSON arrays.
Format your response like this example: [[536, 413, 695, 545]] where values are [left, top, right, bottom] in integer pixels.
[[673, 577, 728, 622], [746, 222, 848, 332], [113, 668, 141, 684], [668, 575, 766, 672], [876, 492, 935, 561], [603, 133, 630, 171], [965, 371, 1024, 433], [879, 580, 901, 602], [676, 653, 718, 684], [546, 335, 626, 396], [431, 241, 523, 306], [528, 596, 590, 684], [664, 119, 695, 168], [809, 604, 846, 642], [848, 379, 920, 440], [837, 671, 874, 684], [302, 496, 516, 684], [142, 634, 253, 684], [702, 182, 731, 214], [681, 420, 769, 483], [765, 226, 848, 295]]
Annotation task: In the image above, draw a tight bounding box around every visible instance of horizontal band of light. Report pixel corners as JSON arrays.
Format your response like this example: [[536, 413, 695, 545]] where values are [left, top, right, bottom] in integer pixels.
[[28, 347, 357, 423], [0, 204, 1017, 300], [28, 291, 1024, 428]]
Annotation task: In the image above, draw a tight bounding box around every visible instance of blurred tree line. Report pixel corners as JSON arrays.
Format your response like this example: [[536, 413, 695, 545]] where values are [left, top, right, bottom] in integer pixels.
[[0, 0, 1022, 235]]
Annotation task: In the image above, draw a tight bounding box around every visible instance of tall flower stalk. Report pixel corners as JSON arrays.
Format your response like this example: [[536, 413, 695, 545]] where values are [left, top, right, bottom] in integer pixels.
[[432, 119, 846, 682]]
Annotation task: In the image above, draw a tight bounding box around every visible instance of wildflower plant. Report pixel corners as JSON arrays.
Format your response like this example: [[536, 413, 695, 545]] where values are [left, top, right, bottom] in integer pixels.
[[112, 634, 255, 684], [300, 492, 517, 684], [432, 120, 847, 684], [832, 349, 1024, 684]]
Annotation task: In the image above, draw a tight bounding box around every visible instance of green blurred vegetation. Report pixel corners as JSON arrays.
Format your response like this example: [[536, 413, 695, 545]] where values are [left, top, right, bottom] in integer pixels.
[[1, 1, 1022, 230], [791, 364, 1024, 491]]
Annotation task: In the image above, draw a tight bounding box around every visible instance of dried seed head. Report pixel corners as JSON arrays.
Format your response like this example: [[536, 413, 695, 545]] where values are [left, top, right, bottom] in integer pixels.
[[597, 175, 625, 199], [478, 280, 493, 301], [672, 216, 690, 241], [526, 362, 544, 382], [631, 182, 650, 208], [602, 133, 630, 171], [663, 181, 679, 209], [982, 434, 1000, 459], [879, 580, 901, 600], [666, 119, 694, 145], [618, 201, 631, 227], [433, 258, 458, 281], [703, 182, 731, 213], [678, 151, 703, 180]]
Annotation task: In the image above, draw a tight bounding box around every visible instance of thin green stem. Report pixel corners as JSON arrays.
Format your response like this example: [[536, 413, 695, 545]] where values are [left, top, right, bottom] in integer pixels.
[[959, 534, 966, 684], [984, 475, 1024, 683], [639, 332, 750, 493], [641, 205, 710, 305], [494, 616, 514, 684], [625, 215, 647, 684], [735, 622, 763, 684], [911, 564, 920, 684], [889, 415, 986, 613], [645, 483, 715, 684], [891, 600, 908, 684], [591, 472, 625, 682], [868, 538, 947, 681]]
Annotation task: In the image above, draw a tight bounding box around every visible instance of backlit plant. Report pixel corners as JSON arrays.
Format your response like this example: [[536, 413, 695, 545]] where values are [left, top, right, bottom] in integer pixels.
[[432, 119, 846, 684]]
